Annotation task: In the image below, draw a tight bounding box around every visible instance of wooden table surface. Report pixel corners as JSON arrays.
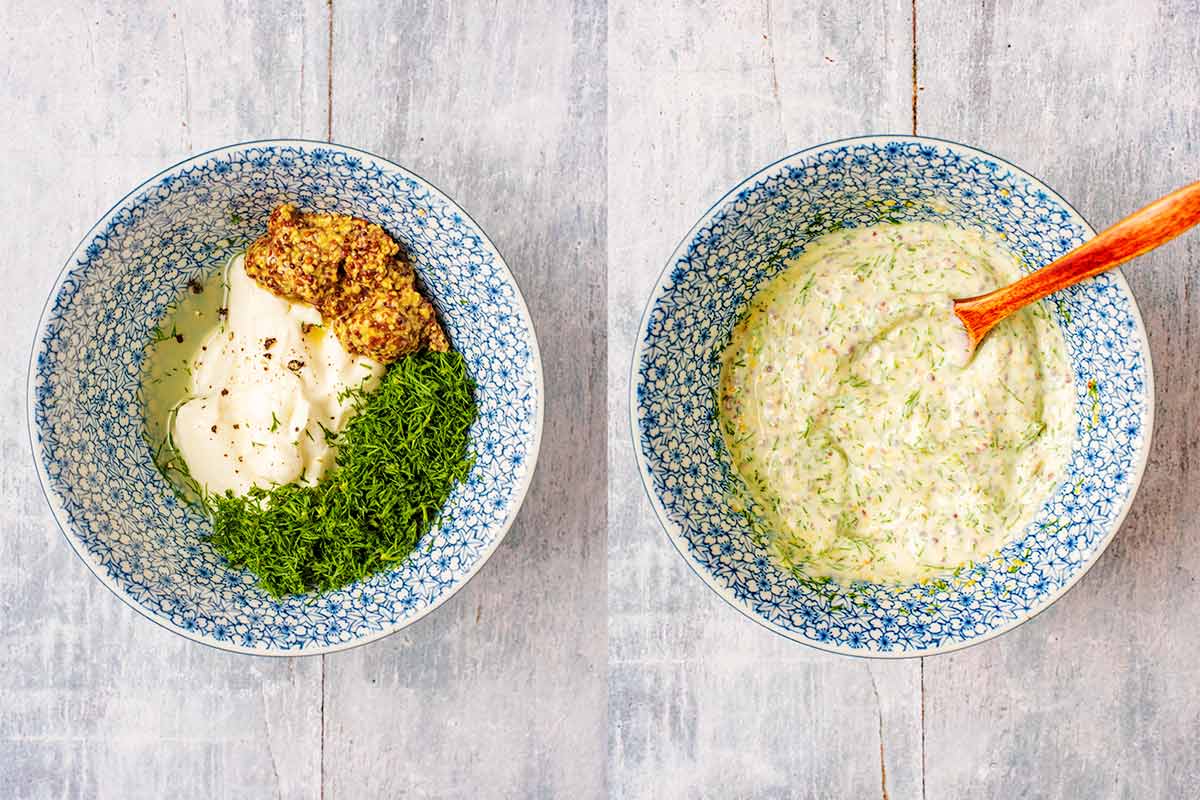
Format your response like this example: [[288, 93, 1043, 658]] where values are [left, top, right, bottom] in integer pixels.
[[2, 2, 605, 798], [4, 1, 1198, 798]]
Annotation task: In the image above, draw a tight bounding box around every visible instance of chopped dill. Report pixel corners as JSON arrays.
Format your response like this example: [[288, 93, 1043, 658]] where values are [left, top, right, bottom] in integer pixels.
[[1018, 420, 1047, 450], [316, 420, 338, 443], [797, 273, 816, 305], [1057, 298, 1072, 324], [150, 320, 180, 344], [204, 351, 477, 597], [1086, 378, 1101, 429], [999, 380, 1024, 405]]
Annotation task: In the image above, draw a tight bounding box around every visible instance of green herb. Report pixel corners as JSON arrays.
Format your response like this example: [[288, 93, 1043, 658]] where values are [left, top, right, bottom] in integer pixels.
[[797, 273, 816, 305], [269, 411, 281, 433], [999, 380, 1024, 405], [1018, 421, 1047, 450], [1087, 378, 1101, 429], [154, 430, 204, 504], [1057, 299, 1072, 323], [150, 321, 180, 344], [203, 351, 477, 597]]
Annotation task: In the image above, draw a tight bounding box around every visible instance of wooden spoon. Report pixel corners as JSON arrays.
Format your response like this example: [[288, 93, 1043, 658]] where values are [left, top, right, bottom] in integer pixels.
[[954, 180, 1200, 352]]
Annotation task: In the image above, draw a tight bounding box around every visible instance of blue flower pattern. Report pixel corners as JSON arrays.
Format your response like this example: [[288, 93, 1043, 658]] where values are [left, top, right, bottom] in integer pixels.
[[31, 143, 542, 654], [633, 139, 1152, 655]]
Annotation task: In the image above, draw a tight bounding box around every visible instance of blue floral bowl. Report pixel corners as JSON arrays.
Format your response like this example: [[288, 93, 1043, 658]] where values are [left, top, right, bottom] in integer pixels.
[[30, 140, 543, 655], [632, 135, 1153, 657]]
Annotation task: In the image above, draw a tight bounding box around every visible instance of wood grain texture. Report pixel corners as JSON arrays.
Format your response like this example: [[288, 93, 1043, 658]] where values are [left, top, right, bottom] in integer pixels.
[[919, 1, 1200, 798], [320, 1, 607, 798], [606, 2, 923, 798], [1, 3, 329, 799], [7, 0, 1200, 797]]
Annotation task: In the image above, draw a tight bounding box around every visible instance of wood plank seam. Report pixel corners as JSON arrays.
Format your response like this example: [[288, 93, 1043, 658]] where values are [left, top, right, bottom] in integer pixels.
[[914, 8, 927, 800]]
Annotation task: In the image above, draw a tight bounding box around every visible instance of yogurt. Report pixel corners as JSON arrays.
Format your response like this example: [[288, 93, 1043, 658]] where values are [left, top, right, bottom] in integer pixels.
[[719, 222, 1075, 583], [166, 254, 383, 496]]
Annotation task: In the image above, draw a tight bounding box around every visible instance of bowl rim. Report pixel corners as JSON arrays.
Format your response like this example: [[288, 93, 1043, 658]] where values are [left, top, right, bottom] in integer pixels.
[[27, 138, 546, 657], [629, 133, 1156, 659]]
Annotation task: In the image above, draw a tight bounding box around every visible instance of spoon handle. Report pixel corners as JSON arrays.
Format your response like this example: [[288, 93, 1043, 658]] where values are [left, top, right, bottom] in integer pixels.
[[954, 180, 1200, 346]]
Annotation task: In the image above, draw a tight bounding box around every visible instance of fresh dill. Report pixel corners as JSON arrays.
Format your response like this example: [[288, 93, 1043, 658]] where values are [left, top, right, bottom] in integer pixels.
[[998, 380, 1024, 405], [204, 351, 477, 597], [797, 273, 816, 305], [1086, 378, 1101, 429], [1057, 298, 1072, 323], [150, 321, 180, 344], [316, 420, 338, 443]]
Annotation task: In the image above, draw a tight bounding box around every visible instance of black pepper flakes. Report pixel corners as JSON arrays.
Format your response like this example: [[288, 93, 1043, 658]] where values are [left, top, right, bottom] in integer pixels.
[[264, 337, 276, 350], [187, 278, 204, 294], [210, 425, 217, 433], [287, 359, 305, 371], [174, 333, 184, 343], [220, 388, 229, 396]]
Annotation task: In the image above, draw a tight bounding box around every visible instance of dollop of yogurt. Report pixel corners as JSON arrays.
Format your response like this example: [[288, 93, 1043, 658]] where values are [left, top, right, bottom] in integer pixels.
[[172, 254, 384, 496]]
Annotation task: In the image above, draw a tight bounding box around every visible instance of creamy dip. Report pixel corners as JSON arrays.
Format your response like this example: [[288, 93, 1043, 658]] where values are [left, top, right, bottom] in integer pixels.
[[719, 222, 1074, 584], [144, 253, 383, 497]]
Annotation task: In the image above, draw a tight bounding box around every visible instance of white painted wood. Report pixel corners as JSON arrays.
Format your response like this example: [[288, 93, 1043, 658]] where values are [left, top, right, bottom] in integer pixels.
[[7, 0, 1199, 797], [320, 1, 607, 798], [0, 3, 328, 799], [918, 1, 1200, 797], [606, 2, 924, 798]]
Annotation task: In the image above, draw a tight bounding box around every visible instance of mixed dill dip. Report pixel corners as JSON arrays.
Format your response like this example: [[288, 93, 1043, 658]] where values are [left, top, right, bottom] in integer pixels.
[[719, 222, 1074, 584]]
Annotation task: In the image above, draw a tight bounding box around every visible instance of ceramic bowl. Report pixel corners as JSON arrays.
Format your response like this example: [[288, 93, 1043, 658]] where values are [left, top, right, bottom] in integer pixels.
[[631, 135, 1153, 657], [30, 140, 543, 655]]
